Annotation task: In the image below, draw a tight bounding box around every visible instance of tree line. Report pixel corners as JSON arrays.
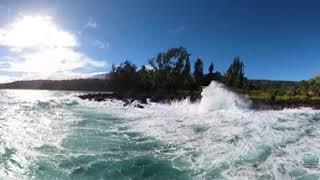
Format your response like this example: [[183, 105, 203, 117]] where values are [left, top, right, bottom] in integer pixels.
[[107, 47, 247, 94]]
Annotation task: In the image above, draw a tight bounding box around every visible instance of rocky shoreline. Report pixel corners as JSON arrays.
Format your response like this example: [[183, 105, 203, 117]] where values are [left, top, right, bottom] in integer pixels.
[[250, 98, 320, 110], [78, 93, 320, 110], [78, 92, 201, 108]]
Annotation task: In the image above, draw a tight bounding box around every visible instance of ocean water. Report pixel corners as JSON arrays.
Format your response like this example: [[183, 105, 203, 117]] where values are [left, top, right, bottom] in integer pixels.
[[0, 82, 319, 179]]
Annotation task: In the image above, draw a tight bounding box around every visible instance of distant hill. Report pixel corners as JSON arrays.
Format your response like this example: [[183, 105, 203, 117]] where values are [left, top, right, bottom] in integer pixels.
[[0, 78, 298, 92], [91, 73, 108, 80], [0, 79, 110, 91], [248, 79, 298, 90]]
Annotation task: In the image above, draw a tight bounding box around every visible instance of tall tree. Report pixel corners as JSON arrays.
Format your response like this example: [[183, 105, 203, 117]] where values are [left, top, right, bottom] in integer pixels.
[[108, 60, 138, 91], [193, 58, 204, 87], [137, 65, 153, 91], [182, 56, 191, 79], [224, 56, 246, 88], [148, 47, 192, 91], [209, 62, 214, 74], [182, 56, 191, 88], [204, 61, 221, 86]]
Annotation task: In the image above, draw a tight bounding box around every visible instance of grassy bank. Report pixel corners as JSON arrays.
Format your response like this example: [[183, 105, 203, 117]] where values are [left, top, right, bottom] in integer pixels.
[[249, 90, 320, 101]]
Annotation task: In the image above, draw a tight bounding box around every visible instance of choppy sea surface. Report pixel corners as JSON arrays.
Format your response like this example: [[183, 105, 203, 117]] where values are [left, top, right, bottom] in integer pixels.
[[0, 82, 319, 180]]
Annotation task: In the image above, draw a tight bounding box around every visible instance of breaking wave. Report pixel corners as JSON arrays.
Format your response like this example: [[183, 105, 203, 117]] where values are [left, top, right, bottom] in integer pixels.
[[0, 83, 319, 179], [198, 81, 250, 112]]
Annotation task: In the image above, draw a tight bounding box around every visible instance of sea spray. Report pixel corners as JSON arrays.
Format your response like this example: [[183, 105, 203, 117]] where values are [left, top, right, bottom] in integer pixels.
[[0, 89, 319, 179], [166, 81, 250, 114], [198, 81, 250, 113], [126, 82, 320, 179]]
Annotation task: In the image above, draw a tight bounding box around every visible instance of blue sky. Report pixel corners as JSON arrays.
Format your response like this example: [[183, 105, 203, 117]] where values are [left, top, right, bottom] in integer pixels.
[[0, 0, 320, 82]]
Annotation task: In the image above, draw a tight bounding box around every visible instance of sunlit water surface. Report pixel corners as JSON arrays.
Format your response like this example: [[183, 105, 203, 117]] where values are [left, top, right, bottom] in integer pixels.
[[0, 82, 319, 179]]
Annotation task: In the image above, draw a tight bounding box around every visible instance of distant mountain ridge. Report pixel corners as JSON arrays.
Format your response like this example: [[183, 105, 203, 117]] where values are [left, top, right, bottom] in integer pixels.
[[248, 79, 298, 89], [91, 73, 108, 80], [0, 79, 110, 91], [0, 78, 297, 91]]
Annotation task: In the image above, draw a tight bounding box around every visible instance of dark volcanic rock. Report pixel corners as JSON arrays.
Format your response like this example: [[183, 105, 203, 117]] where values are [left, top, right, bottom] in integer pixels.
[[78, 92, 202, 108], [79, 93, 320, 110], [134, 104, 144, 109], [250, 98, 320, 110]]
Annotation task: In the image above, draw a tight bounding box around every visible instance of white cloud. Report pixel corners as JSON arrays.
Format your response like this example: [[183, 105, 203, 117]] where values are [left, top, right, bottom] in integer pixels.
[[169, 25, 185, 33], [92, 40, 110, 49], [85, 17, 97, 29], [1, 48, 105, 73], [0, 15, 106, 82], [0, 75, 19, 83], [0, 15, 77, 50], [0, 71, 108, 83]]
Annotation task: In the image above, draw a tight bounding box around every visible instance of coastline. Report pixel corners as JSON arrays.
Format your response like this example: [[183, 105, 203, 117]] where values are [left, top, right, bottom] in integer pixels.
[[78, 92, 201, 107], [78, 92, 320, 110], [250, 98, 320, 110]]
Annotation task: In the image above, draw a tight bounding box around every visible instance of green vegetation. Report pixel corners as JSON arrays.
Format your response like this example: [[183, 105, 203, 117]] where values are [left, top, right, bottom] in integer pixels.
[[107, 46, 320, 103], [224, 56, 246, 88], [248, 76, 320, 102], [1, 46, 320, 105], [107, 47, 244, 94]]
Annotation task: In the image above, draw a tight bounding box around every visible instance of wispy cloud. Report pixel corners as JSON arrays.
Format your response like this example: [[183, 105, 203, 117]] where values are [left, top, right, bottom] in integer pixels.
[[0, 15, 106, 82], [92, 40, 110, 49], [169, 25, 185, 33], [0, 48, 105, 73], [0, 71, 108, 83], [85, 17, 97, 29]]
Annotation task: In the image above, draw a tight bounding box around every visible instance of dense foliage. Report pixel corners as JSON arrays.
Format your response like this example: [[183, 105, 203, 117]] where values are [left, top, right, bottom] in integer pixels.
[[297, 76, 320, 96], [107, 47, 246, 93], [107, 47, 320, 101], [1, 46, 319, 103], [224, 56, 246, 88], [248, 76, 320, 101]]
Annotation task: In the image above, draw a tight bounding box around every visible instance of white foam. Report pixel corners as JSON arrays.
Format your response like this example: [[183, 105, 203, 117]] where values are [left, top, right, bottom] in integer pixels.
[[16, 83, 316, 179], [198, 81, 250, 113], [0, 86, 320, 179], [89, 81, 320, 179], [0, 90, 81, 178]]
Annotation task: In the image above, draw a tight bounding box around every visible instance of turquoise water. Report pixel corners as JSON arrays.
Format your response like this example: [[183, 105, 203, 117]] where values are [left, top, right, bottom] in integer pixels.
[[0, 83, 319, 179]]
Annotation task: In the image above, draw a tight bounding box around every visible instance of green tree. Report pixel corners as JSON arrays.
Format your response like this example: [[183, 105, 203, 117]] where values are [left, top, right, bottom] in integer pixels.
[[193, 58, 204, 87], [209, 62, 214, 74], [148, 47, 192, 91], [298, 80, 309, 94], [203, 62, 222, 86], [182, 56, 191, 87], [224, 56, 246, 88], [108, 60, 138, 91], [137, 65, 153, 91]]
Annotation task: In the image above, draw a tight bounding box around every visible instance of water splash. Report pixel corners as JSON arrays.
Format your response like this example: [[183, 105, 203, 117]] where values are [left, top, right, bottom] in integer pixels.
[[0, 88, 319, 179], [121, 82, 320, 179], [198, 81, 249, 113]]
